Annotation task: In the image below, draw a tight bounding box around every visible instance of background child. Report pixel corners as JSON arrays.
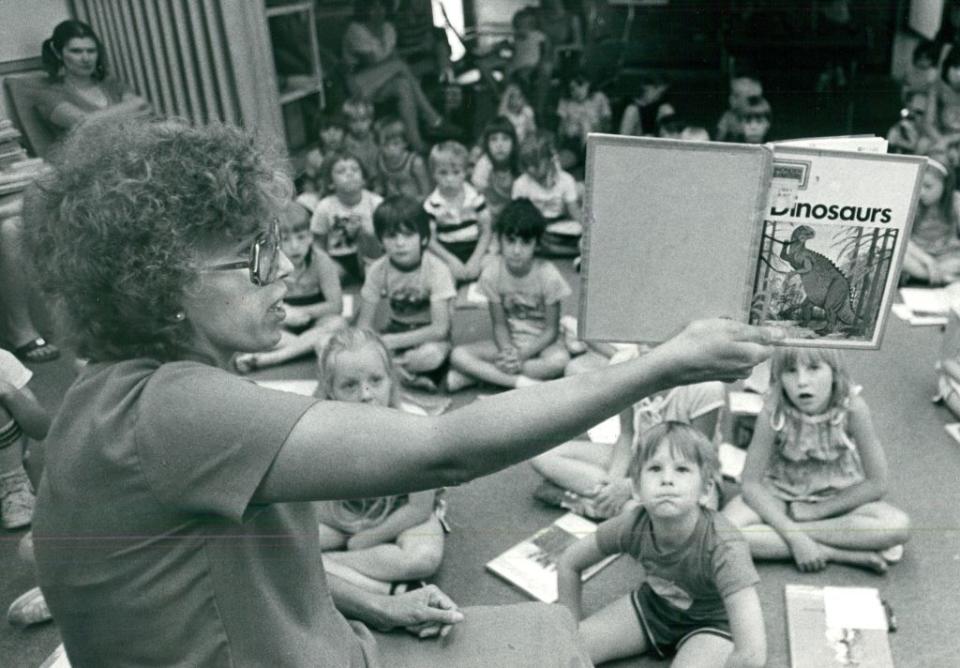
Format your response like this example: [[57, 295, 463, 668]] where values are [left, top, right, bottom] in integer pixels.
[[557, 422, 766, 668], [739, 96, 772, 144], [471, 115, 520, 224], [301, 109, 348, 203], [555, 70, 611, 172], [375, 115, 431, 201], [902, 39, 941, 99], [902, 152, 960, 284], [357, 195, 455, 391], [497, 81, 537, 144], [235, 201, 346, 373], [511, 131, 582, 256], [313, 327, 445, 594], [342, 97, 380, 179], [619, 73, 674, 137], [723, 347, 911, 574], [447, 199, 570, 391], [311, 150, 384, 285], [926, 46, 960, 145], [423, 141, 492, 283], [716, 74, 764, 143], [0, 347, 50, 529], [532, 354, 725, 520]]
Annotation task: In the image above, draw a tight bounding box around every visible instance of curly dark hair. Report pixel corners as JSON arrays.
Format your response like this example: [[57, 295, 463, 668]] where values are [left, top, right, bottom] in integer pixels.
[[23, 119, 290, 362]]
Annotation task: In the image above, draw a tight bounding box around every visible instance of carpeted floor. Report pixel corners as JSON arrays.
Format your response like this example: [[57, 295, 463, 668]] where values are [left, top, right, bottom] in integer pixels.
[[4, 254, 960, 667]]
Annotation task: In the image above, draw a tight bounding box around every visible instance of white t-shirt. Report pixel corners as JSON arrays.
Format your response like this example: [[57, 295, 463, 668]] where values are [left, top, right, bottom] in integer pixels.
[[310, 190, 383, 257], [511, 170, 578, 220]]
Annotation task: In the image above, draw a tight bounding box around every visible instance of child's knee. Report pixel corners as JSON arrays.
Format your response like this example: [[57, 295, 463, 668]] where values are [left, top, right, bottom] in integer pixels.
[[403, 540, 444, 579], [885, 506, 911, 543]]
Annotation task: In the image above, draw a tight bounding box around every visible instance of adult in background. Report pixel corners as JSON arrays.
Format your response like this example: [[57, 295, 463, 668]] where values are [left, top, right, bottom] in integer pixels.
[[23, 117, 779, 666], [34, 20, 150, 142], [343, 0, 457, 153]]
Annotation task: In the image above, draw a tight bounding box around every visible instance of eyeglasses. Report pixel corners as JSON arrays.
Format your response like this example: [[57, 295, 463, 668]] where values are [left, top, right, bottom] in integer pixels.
[[202, 218, 281, 286]]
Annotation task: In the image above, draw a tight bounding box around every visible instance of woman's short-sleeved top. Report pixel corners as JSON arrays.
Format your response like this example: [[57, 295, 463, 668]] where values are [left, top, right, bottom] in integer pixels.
[[35, 76, 128, 136], [32, 359, 381, 667]]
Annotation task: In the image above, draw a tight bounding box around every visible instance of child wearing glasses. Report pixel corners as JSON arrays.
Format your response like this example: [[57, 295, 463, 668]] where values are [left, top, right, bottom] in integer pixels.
[[234, 201, 346, 373], [357, 195, 455, 392]]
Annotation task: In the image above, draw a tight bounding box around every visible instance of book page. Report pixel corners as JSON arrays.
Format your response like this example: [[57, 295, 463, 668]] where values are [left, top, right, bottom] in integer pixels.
[[749, 147, 925, 348], [580, 135, 772, 343]]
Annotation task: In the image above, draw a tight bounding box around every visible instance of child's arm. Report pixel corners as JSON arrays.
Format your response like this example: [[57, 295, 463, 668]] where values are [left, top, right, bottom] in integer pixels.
[[593, 408, 636, 516], [489, 301, 520, 373], [0, 383, 50, 441], [411, 155, 432, 200], [356, 297, 379, 330], [516, 301, 562, 362], [463, 209, 493, 279], [788, 395, 887, 522], [381, 298, 452, 351], [924, 88, 945, 142], [721, 586, 767, 668], [347, 490, 436, 550], [426, 220, 469, 280], [556, 532, 607, 621], [619, 104, 640, 136]]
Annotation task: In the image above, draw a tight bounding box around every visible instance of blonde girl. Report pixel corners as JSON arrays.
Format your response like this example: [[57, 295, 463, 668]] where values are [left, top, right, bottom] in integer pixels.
[[902, 152, 960, 284], [314, 327, 445, 594], [723, 347, 910, 573]]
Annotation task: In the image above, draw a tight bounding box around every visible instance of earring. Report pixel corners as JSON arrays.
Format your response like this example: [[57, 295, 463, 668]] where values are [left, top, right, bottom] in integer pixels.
[[173, 311, 185, 322]]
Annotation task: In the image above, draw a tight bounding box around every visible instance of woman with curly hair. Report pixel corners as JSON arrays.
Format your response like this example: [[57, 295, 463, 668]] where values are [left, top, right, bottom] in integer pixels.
[[22, 117, 779, 666], [35, 20, 151, 143]]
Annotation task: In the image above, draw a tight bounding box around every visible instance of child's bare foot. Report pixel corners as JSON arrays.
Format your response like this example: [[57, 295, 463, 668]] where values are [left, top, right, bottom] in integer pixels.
[[443, 368, 474, 393], [826, 546, 889, 575], [233, 353, 259, 374]]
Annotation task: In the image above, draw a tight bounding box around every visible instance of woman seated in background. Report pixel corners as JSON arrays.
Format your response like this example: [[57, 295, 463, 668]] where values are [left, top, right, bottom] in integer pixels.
[[35, 20, 151, 142], [343, 0, 456, 153]]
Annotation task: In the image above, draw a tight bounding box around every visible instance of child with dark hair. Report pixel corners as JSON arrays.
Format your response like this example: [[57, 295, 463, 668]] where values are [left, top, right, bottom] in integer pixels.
[[555, 70, 611, 171], [311, 151, 384, 284], [511, 131, 582, 256], [357, 196, 455, 391], [558, 422, 766, 667], [447, 199, 571, 391], [301, 110, 348, 203], [904, 39, 941, 98], [619, 73, 674, 137], [375, 115, 431, 201], [471, 115, 521, 223]]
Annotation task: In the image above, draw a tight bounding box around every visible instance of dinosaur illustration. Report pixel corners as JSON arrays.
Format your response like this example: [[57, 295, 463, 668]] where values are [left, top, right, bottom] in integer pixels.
[[779, 225, 856, 334]]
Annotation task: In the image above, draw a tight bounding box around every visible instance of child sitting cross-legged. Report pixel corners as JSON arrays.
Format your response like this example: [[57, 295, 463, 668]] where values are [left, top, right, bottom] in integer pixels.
[[313, 327, 445, 594], [234, 201, 347, 373], [375, 115, 431, 201], [357, 195, 455, 392], [447, 199, 571, 391], [723, 347, 911, 574], [423, 141, 493, 284], [557, 422, 767, 668]]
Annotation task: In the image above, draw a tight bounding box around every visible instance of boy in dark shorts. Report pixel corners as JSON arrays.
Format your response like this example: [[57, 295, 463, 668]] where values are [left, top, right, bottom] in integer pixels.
[[557, 422, 766, 667]]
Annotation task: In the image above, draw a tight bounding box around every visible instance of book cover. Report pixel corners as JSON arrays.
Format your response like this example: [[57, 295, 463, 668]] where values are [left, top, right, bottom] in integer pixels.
[[785, 584, 894, 668], [485, 512, 619, 603], [749, 146, 924, 348], [580, 135, 924, 348]]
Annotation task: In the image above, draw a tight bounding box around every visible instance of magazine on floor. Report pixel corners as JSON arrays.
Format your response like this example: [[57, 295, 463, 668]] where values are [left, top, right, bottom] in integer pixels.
[[486, 512, 619, 603], [579, 134, 925, 349]]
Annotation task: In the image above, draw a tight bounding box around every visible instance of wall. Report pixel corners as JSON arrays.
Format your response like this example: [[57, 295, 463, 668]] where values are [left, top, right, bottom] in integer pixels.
[[0, 0, 71, 120]]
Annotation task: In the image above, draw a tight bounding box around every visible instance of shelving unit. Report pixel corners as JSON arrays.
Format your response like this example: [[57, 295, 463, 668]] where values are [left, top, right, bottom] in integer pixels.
[[265, 0, 325, 152]]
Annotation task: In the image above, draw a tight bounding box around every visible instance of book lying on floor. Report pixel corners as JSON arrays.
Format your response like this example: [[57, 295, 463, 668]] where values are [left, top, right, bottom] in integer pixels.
[[785, 584, 894, 668], [486, 512, 619, 603], [579, 135, 925, 349]]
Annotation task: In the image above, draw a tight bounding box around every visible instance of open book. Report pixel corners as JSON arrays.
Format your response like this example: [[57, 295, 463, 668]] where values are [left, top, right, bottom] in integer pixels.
[[486, 512, 619, 603], [579, 135, 925, 348]]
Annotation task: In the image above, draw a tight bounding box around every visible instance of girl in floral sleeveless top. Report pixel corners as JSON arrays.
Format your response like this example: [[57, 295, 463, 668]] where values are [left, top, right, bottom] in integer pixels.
[[724, 347, 910, 574]]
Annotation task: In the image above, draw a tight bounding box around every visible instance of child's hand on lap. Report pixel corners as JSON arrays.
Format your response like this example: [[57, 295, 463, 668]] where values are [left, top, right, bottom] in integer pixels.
[[380, 585, 464, 639], [496, 347, 521, 374], [788, 533, 827, 572], [593, 478, 633, 517]]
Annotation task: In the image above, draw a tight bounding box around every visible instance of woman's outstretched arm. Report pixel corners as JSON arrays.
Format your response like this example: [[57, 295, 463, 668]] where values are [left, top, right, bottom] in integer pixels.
[[254, 319, 782, 503]]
